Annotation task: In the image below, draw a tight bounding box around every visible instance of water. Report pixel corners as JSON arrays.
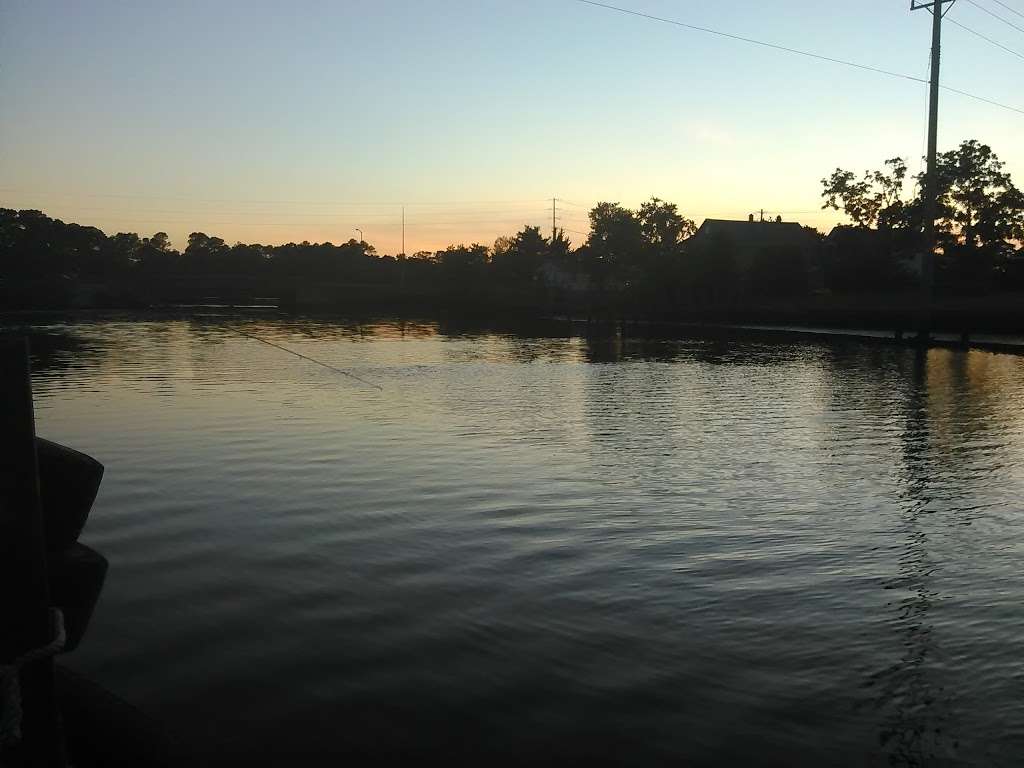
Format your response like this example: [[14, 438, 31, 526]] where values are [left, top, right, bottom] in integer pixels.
[[12, 317, 1024, 765]]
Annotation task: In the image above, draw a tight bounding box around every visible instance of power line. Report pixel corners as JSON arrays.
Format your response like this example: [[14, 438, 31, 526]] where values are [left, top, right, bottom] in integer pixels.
[[7, 205, 550, 219], [947, 15, 1024, 58], [939, 82, 1023, 112], [989, 0, 1024, 20], [965, 0, 1024, 32], [2, 197, 561, 223], [573, 0, 1024, 116], [942, 14, 1024, 57], [576, 0, 926, 81], [28, 206, 409, 219], [0, 189, 555, 207], [2, 212, 553, 225]]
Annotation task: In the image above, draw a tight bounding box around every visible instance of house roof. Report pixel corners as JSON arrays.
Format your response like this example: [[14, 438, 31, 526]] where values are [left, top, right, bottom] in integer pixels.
[[689, 218, 817, 251]]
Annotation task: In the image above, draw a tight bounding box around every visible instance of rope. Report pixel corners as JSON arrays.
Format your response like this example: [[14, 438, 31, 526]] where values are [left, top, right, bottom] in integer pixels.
[[0, 608, 66, 748], [223, 326, 384, 390]]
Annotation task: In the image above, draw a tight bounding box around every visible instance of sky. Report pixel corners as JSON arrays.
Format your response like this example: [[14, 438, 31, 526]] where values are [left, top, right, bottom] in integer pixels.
[[2, 0, 1022, 254]]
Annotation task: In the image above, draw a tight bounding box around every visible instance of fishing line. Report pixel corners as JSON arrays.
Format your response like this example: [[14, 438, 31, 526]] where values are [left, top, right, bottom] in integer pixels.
[[223, 325, 383, 390]]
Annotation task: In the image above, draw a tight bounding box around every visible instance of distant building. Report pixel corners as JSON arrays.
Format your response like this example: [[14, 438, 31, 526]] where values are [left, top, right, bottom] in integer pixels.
[[686, 215, 824, 295], [687, 215, 822, 273]]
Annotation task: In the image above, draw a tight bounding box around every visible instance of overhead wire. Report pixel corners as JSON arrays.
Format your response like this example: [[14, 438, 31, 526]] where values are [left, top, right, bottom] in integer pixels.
[[573, 0, 1024, 115], [964, 0, 1024, 33], [988, 0, 1024, 20], [947, 15, 1024, 58], [0, 189, 555, 207]]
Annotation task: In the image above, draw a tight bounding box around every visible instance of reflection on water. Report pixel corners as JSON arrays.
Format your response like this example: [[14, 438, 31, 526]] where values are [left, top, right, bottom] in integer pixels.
[[869, 352, 953, 766], [12, 316, 1024, 765]]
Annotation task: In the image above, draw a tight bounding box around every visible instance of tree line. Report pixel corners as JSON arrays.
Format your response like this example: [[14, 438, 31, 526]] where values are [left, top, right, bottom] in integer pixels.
[[2, 139, 1021, 311]]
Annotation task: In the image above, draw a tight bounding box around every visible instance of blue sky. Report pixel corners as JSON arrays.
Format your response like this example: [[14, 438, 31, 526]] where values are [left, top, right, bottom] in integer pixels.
[[2, 0, 1021, 253]]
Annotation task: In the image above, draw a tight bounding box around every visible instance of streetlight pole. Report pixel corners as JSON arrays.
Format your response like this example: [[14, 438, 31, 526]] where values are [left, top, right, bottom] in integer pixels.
[[355, 228, 363, 244]]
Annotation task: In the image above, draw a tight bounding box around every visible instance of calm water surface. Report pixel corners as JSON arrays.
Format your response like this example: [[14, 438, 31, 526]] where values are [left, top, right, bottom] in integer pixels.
[[14, 317, 1024, 765]]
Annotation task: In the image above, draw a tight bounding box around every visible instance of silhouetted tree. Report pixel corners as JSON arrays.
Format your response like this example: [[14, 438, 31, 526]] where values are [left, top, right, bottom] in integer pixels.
[[437, 243, 489, 291], [931, 140, 1024, 288], [1, 209, 71, 280], [821, 157, 919, 291], [548, 229, 573, 263], [184, 232, 230, 274], [135, 231, 179, 275], [228, 242, 273, 275], [822, 158, 909, 230], [582, 202, 642, 288], [822, 140, 1023, 292], [109, 232, 142, 270], [636, 197, 696, 307], [638, 197, 696, 250], [492, 225, 547, 284]]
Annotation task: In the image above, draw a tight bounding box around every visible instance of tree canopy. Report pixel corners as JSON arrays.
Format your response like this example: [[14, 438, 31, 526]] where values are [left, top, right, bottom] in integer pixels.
[[821, 139, 1023, 291]]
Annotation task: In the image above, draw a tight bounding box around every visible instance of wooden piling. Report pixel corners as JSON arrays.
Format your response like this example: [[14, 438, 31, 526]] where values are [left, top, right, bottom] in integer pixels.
[[0, 337, 66, 767]]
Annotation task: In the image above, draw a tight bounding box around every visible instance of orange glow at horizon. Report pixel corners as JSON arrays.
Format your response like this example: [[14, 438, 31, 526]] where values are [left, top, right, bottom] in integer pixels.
[[2, 195, 848, 256]]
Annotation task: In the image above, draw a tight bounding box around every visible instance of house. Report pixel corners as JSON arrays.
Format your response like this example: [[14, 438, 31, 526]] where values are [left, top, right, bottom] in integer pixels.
[[687, 215, 822, 271], [686, 214, 824, 294], [824, 225, 922, 280]]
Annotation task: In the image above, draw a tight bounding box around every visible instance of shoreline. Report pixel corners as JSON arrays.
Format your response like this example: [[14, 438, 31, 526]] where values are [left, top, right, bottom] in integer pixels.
[[4, 305, 1024, 356]]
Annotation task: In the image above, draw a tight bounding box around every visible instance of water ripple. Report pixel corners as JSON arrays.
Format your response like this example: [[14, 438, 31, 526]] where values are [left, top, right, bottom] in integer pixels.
[[13, 317, 1024, 765]]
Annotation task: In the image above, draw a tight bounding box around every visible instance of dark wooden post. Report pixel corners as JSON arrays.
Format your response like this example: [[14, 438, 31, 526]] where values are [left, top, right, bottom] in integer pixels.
[[0, 338, 66, 766]]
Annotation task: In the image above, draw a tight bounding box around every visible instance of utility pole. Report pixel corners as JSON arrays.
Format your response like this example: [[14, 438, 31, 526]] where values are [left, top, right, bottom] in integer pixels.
[[400, 206, 406, 288], [552, 198, 557, 241], [911, 0, 955, 337]]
